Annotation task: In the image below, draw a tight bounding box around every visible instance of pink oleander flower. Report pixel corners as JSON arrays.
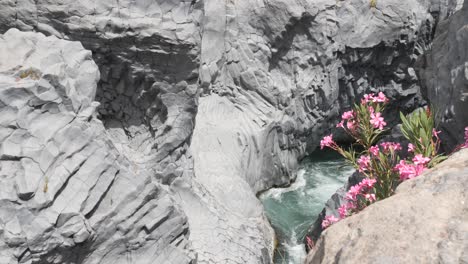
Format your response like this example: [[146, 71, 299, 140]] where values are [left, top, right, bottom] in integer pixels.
[[320, 134, 335, 150], [342, 110, 354, 120], [361, 93, 375, 104], [464, 127, 468, 148], [346, 201, 357, 210], [338, 204, 348, 218], [306, 236, 314, 249], [357, 155, 371, 172], [368, 106, 375, 114], [432, 129, 441, 140], [373, 92, 389, 103], [408, 143, 415, 152], [380, 142, 402, 152], [359, 178, 377, 188], [347, 120, 357, 131], [364, 193, 376, 202], [337, 121, 344, 128], [414, 164, 425, 177], [346, 185, 362, 201], [394, 143, 402, 151], [412, 154, 431, 166], [394, 160, 425, 181], [322, 215, 340, 229], [370, 112, 386, 130], [369, 145, 379, 156]]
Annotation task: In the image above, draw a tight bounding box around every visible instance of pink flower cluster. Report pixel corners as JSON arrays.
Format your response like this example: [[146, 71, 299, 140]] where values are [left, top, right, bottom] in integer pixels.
[[370, 112, 386, 130], [322, 178, 377, 229], [361, 92, 389, 104], [306, 236, 315, 250], [340, 178, 377, 217], [464, 127, 468, 148], [394, 161, 424, 180], [338, 178, 377, 218], [336, 110, 357, 131], [413, 154, 431, 165], [394, 154, 430, 181], [357, 155, 371, 172], [321, 215, 340, 229], [320, 134, 337, 150], [337, 93, 389, 133], [433, 129, 441, 140], [343, 178, 377, 203], [369, 145, 379, 156], [380, 142, 402, 153], [368, 142, 401, 158]]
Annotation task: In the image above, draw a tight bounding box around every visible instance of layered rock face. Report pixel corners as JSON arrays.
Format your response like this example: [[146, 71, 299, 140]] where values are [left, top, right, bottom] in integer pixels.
[[0, 0, 465, 263], [306, 148, 468, 264], [418, 0, 468, 150], [0, 0, 203, 180], [0, 1, 276, 263], [186, 1, 456, 261], [0, 29, 193, 264]]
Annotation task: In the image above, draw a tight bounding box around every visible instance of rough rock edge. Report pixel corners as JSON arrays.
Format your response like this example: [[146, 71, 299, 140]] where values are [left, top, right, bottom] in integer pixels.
[[305, 148, 468, 264]]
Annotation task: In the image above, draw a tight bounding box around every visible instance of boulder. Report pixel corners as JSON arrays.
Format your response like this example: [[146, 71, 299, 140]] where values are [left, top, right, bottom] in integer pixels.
[[305, 148, 468, 264]]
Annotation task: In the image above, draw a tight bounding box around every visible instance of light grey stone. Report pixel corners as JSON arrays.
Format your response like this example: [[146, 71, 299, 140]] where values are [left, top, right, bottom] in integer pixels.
[[0, 29, 193, 264], [0, 0, 465, 263]]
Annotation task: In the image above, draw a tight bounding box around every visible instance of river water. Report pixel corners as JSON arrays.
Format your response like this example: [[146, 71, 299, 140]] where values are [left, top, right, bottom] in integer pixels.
[[260, 150, 354, 264]]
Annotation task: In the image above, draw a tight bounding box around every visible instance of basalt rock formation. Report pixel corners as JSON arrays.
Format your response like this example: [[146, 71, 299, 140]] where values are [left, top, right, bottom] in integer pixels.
[[417, 0, 468, 151], [305, 2, 468, 260], [0, 0, 465, 263], [0, 29, 193, 264]]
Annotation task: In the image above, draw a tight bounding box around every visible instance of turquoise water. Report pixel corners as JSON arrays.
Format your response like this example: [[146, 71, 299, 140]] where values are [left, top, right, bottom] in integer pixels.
[[260, 151, 354, 264]]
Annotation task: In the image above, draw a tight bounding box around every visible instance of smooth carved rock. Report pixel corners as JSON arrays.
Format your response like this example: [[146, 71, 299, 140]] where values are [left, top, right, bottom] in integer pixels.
[[0, 29, 193, 264], [306, 148, 468, 264]]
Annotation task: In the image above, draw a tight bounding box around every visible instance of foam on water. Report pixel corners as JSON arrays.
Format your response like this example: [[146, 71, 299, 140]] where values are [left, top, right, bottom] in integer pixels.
[[260, 150, 353, 264], [261, 169, 307, 202]]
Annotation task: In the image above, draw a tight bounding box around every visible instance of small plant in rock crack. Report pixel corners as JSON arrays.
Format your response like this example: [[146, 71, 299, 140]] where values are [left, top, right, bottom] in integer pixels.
[[319, 92, 446, 229]]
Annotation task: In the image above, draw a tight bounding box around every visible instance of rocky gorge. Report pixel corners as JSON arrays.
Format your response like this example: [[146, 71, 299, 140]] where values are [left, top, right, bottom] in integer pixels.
[[0, 0, 467, 263]]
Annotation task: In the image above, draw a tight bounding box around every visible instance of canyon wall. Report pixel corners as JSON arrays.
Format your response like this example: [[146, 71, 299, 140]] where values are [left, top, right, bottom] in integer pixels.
[[0, 29, 193, 264], [0, 0, 464, 263], [418, 0, 468, 150]]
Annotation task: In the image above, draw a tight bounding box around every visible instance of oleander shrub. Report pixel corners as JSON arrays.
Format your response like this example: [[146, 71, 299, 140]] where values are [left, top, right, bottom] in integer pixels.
[[319, 92, 446, 229]]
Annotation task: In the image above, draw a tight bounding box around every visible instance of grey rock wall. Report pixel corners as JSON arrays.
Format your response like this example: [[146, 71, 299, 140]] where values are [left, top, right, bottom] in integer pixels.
[[0, 29, 193, 264], [0, 0, 203, 180], [0, 0, 465, 263], [418, 0, 468, 151]]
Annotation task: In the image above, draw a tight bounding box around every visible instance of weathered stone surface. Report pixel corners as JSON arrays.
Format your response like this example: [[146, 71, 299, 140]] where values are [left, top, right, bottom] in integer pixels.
[[306, 148, 468, 264], [0, 29, 193, 264], [0, 0, 202, 179], [418, 0, 468, 151], [0, 0, 466, 263]]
